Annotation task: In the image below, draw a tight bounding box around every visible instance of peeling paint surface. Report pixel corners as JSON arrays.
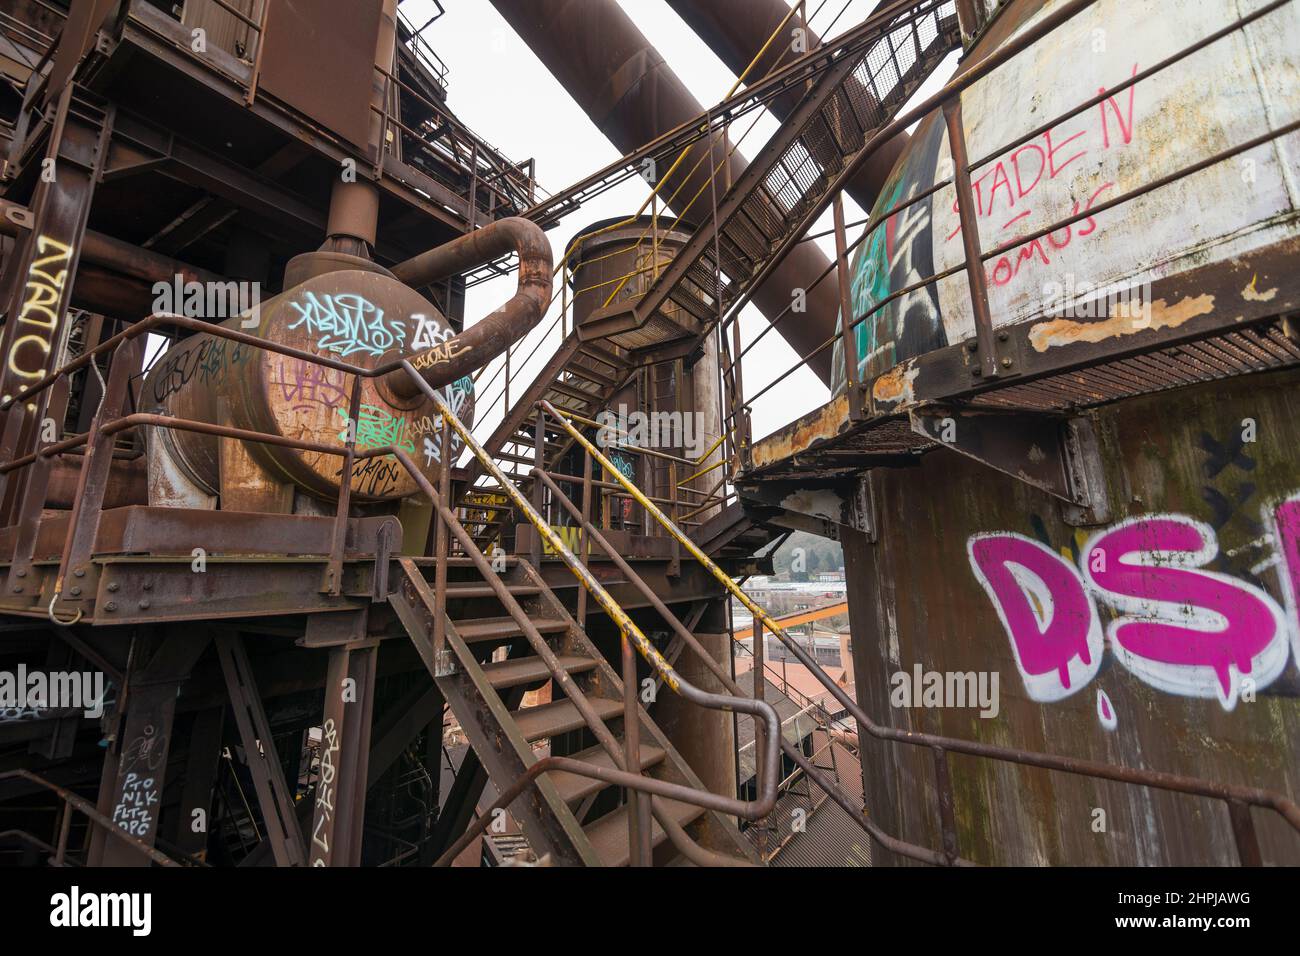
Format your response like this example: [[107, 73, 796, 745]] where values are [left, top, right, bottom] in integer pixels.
[[1242, 274, 1279, 302], [832, 0, 1300, 394], [871, 362, 919, 406], [750, 393, 851, 471], [1027, 294, 1215, 352]]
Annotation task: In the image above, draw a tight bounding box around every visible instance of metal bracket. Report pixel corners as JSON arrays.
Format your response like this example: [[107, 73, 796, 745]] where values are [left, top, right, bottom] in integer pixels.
[[737, 475, 873, 541], [370, 519, 397, 602], [434, 645, 456, 678], [908, 406, 1110, 524]]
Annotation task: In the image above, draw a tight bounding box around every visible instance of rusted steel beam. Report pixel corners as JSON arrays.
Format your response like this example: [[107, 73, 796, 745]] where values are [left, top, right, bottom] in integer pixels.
[[215, 632, 308, 867], [0, 87, 107, 504], [92, 629, 210, 865]]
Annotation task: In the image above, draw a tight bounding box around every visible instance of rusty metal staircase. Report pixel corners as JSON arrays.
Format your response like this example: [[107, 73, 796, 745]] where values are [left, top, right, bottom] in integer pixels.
[[461, 333, 635, 551], [580, 0, 961, 349], [389, 553, 756, 865], [460, 1, 961, 541], [383, 380, 783, 866]]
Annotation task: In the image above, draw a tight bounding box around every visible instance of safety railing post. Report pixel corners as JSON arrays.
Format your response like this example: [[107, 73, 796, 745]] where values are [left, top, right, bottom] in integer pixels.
[[469, 142, 479, 229], [833, 193, 864, 418], [942, 95, 999, 380], [433, 414, 451, 673], [53, 337, 141, 621], [753, 616, 767, 859], [622, 630, 648, 866], [577, 448, 592, 628], [561, 260, 569, 339], [245, 0, 271, 106], [324, 376, 362, 595], [54, 798, 72, 866], [932, 746, 960, 865], [1227, 800, 1262, 866], [530, 409, 545, 569]]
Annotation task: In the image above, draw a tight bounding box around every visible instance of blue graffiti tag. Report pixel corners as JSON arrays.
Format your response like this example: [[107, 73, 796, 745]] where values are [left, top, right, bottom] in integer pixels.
[[287, 292, 407, 358]]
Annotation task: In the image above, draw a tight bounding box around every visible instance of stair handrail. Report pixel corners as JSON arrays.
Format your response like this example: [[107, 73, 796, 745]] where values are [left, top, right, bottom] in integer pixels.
[[397, 362, 783, 864], [0, 769, 182, 867], [532, 457, 933, 862], [394, 471, 751, 866], [539, 400, 1300, 865]]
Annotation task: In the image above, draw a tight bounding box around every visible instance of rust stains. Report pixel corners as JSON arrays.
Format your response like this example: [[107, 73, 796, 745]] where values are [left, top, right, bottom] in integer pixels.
[[871, 362, 919, 407], [750, 393, 850, 470], [1027, 294, 1216, 352]]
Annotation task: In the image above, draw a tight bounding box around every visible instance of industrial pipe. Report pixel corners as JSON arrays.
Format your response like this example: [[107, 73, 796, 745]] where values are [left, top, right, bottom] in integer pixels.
[[489, 0, 840, 383], [385, 216, 553, 396]]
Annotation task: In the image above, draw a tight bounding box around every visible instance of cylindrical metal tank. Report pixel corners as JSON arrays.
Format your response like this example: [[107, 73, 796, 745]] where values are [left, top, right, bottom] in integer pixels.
[[567, 215, 694, 334], [142, 253, 473, 505], [490, 0, 842, 383]]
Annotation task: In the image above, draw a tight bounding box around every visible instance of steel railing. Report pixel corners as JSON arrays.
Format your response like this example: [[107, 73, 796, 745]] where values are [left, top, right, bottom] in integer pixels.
[[397, 363, 784, 867], [0, 310, 784, 866], [722, 0, 1300, 445], [541, 399, 1300, 866], [0, 769, 182, 867]]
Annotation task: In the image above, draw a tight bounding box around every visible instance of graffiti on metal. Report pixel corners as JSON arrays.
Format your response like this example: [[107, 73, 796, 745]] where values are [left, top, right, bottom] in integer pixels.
[[832, 0, 1300, 394], [4, 235, 73, 392], [970, 498, 1300, 717], [337, 404, 416, 457], [286, 291, 407, 358], [412, 376, 472, 465]]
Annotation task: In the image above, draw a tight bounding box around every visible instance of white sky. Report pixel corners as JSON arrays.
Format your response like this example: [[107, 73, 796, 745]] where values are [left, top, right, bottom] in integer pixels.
[[398, 0, 957, 448]]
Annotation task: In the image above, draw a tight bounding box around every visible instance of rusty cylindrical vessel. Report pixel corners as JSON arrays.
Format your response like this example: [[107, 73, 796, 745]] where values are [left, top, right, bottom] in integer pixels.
[[142, 253, 473, 505]]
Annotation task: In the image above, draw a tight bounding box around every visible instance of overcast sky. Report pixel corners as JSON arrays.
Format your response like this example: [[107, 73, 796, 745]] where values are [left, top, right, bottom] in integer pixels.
[[398, 0, 957, 447]]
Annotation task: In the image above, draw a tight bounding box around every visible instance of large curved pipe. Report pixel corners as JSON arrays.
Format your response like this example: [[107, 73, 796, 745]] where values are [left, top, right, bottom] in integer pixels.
[[664, 0, 909, 210], [489, 0, 839, 384], [385, 216, 554, 397]]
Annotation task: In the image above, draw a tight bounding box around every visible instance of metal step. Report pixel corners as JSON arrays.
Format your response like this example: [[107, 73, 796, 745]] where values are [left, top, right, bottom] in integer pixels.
[[453, 615, 568, 644], [548, 741, 668, 804], [444, 583, 542, 599], [583, 796, 706, 867], [513, 697, 623, 742], [481, 654, 599, 690]]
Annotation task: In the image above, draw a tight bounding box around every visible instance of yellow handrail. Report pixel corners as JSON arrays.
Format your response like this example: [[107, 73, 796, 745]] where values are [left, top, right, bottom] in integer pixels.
[[541, 401, 792, 641]]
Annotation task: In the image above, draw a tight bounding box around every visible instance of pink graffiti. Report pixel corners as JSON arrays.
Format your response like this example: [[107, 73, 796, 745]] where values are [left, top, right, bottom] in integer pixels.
[[946, 64, 1140, 289], [967, 533, 1102, 702], [271, 359, 349, 411], [970, 512, 1293, 713], [1274, 495, 1300, 667], [1083, 517, 1284, 705]]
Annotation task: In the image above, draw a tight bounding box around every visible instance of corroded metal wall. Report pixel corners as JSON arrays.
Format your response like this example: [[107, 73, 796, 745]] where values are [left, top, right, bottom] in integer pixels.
[[846, 366, 1300, 864], [831, 0, 1300, 393]]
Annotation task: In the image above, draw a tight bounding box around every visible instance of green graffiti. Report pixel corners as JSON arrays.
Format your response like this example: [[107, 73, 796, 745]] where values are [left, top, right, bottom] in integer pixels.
[[337, 404, 415, 458]]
